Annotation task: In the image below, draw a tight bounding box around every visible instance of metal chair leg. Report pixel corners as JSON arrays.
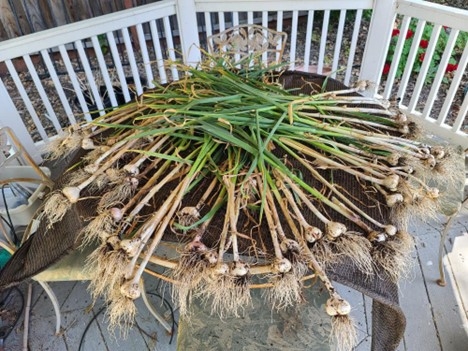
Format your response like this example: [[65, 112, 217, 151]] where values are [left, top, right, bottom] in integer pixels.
[[139, 278, 172, 334], [37, 281, 61, 335], [437, 196, 468, 287]]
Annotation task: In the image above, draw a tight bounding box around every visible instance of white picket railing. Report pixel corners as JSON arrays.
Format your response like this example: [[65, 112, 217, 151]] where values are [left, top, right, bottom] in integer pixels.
[[382, 0, 468, 147], [0, 0, 466, 163]]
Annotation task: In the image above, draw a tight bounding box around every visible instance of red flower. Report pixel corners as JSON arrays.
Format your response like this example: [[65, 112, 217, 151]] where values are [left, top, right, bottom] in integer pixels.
[[419, 53, 425, 62], [382, 63, 391, 75], [419, 39, 429, 48], [406, 30, 414, 39], [446, 63, 458, 73], [392, 28, 400, 37]]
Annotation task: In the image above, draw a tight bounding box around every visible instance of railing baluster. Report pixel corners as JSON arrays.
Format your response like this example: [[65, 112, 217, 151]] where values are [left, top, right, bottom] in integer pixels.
[[58, 44, 92, 121], [441, 44, 468, 126], [247, 11, 253, 24], [75, 39, 106, 116], [218, 12, 225, 32], [383, 16, 411, 99], [149, 19, 168, 84], [5, 59, 49, 141], [262, 11, 268, 65], [122, 27, 144, 96], [331, 10, 346, 79], [40, 49, 76, 125], [90, 35, 118, 107], [345, 9, 363, 86], [136, 23, 155, 89], [397, 19, 426, 102], [22, 55, 62, 132], [422, 28, 458, 120], [204, 12, 213, 39], [163, 16, 179, 81], [302, 10, 314, 73], [407, 24, 442, 113], [275, 11, 283, 64], [289, 10, 299, 70], [452, 93, 468, 133], [317, 10, 330, 75], [232, 12, 239, 26], [106, 31, 131, 102]]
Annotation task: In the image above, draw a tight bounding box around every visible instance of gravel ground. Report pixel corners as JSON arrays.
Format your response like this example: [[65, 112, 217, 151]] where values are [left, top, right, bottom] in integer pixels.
[[429, 0, 467, 9]]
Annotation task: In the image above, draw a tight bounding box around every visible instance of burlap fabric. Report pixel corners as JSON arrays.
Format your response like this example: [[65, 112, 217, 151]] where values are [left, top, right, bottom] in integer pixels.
[[0, 71, 405, 350]]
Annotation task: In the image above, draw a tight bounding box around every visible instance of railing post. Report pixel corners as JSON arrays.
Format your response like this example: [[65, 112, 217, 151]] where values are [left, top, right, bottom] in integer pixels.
[[175, 0, 201, 66], [359, 0, 397, 95], [0, 79, 42, 164]]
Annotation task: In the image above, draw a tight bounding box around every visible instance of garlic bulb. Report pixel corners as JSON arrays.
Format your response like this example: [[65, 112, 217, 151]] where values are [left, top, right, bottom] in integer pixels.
[[120, 238, 141, 257], [272, 258, 292, 273], [384, 225, 397, 236], [203, 250, 218, 265], [84, 164, 99, 174], [106, 235, 121, 250], [213, 263, 230, 275], [382, 174, 399, 191], [325, 295, 351, 316], [386, 193, 403, 207], [230, 261, 249, 277], [279, 238, 300, 254], [386, 153, 400, 166], [326, 222, 347, 239], [354, 80, 368, 92], [368, 231, 386, 243], [120, 280, 141, 300], [177, 206, 201, 226], [424, 154, 436, 168], [62, 186, 81, 203], [81, 138, 96, 150], [123, 164, 139, 176], [305, 226, 323, 243], [431, 146, 445, 159], [394, 113, 407, 124], [110, 207, 123, 222], [428, 187, 440, 199]]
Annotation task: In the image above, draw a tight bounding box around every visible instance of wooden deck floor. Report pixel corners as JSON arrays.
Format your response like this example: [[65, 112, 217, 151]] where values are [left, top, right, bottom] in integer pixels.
[[2, 207, 468, 350]]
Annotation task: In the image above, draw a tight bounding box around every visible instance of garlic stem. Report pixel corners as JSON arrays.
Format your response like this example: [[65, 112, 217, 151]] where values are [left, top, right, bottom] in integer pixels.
[[62, 137, 139, 203], [125, 179, 186, 279], [224, 174, 242, 262], [269, 178, 339, 299], [88, 105, 150, 138], [290, 152, 389, 231], [124, 135, 170, 175], [123, 161, 187, 220], [280, 138, 398, 190], [260, 178, 284, 260], [129, 170, 200, 288]]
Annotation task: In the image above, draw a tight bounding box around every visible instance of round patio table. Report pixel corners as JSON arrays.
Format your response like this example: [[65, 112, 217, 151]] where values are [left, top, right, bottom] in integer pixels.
[[0, 70, 406, 351]]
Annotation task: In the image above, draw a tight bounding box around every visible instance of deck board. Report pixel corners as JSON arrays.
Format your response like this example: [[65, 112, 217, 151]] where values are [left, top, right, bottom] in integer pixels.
[[402, 214, 468, 351], [440, 209, 468, 349], [26, 282, 69, 350], [58, 281, 107, 351], [3, 214, 468, 351], [336, 283, 370, 350], [398, 228, 442, 351]]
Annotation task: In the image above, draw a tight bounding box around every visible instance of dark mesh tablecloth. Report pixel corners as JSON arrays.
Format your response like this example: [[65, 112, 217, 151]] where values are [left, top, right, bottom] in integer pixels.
[[0, 71, 405, 350]]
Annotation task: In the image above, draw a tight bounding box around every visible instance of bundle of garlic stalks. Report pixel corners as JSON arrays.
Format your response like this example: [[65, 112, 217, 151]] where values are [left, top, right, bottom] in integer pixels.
[[42, 57, 459, 350]]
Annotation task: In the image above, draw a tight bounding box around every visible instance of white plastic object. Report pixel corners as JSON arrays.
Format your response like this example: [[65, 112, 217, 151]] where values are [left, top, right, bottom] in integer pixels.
[[0, 165, 51, 226]]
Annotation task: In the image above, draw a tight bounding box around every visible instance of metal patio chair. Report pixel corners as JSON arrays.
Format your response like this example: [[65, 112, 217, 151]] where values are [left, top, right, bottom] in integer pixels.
[[207, 24, 287, 66]]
